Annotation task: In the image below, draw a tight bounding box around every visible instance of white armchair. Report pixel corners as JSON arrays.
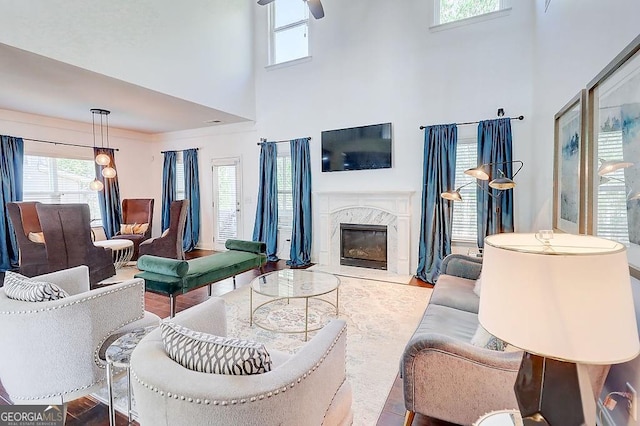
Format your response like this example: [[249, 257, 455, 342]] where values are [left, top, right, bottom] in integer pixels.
[[131, 297, 353, 426], [0, 265, 160, 405]]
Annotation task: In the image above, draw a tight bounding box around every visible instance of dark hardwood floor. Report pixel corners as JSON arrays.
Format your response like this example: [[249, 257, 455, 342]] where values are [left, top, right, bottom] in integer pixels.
[[0, 250, 456, 426]]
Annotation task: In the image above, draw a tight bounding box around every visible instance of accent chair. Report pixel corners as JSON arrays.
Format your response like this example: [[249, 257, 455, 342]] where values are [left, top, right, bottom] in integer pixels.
[[0, 265, 160, 405], [131, 297, 353, 426], [139, 199, 189, 260], [6, 201, 49, 277], [111, 198, 154, 260]]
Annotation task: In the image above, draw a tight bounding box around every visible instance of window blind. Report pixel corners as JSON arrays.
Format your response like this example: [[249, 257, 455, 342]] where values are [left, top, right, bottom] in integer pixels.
[[216, 164, 238, 241], [451, 140, 478, 242]]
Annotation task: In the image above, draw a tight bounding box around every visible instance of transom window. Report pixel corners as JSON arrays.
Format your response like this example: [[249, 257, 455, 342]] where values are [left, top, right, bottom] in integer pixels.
[[23, 155, 102, 221], [451, 139, 478, 242], [269, 0, 309, 65], [435, 0, 510, 26]]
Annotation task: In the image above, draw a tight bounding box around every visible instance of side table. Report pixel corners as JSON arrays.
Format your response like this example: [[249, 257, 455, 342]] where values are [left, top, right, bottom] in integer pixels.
[[105, 326, 157, 426], [95, 239, 134, 269], [474, 410, 523, 426]]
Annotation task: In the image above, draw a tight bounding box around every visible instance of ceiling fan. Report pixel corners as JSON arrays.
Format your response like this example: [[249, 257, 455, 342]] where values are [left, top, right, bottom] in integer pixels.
[[257, 0, 325, 19]]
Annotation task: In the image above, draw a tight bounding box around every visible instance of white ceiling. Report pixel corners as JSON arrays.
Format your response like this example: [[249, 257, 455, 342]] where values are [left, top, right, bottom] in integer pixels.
[[0, 43, 250, 134]]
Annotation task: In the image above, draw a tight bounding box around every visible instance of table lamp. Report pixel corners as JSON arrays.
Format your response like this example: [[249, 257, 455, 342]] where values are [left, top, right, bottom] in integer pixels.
[[479, 233, 640, 426]]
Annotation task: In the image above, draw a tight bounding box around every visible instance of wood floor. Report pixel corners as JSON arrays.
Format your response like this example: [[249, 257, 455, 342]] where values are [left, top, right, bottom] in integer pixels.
[[0, 250, 457, 426]]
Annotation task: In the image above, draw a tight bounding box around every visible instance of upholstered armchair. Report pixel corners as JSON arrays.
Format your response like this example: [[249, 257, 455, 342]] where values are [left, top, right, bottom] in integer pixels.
[[112, 198, 154, 260], [0, 265, 160, 405], [6, 201, 49, 277], [139, 199, 189, 260], [36, 203, 115, 285], [131, 297, 353, 426]]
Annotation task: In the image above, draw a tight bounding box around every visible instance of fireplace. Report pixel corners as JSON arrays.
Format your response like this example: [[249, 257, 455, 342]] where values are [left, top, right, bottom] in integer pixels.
[[340, 224, 388, 270]]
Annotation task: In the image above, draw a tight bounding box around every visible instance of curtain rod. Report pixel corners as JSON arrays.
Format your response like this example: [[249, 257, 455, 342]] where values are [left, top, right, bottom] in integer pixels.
[[419, 115, 525, 130], [23, 138, 120, 152], [160, 148, 200, 154], [256, 137, 312, 145]]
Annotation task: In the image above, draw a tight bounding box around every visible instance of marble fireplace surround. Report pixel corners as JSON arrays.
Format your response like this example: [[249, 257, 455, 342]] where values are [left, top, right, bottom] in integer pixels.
[[315, 191, 413, 275]]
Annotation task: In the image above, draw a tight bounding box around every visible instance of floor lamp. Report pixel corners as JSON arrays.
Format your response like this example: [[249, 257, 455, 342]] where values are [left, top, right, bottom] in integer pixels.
[[479, 233, 640, 425]]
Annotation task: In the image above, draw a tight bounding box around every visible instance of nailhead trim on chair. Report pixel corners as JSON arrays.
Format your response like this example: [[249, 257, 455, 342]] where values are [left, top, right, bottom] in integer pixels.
[[4, 281, 146, 401], [132, 324, 347, 406]]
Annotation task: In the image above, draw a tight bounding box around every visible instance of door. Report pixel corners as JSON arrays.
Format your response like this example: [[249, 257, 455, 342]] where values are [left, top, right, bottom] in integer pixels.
[[212, 157, 242, 251]]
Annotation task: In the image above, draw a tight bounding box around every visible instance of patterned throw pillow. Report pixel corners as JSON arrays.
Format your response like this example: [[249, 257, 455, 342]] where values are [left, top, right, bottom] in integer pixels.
[[132, 223, 149, 235], [160, 322, 272, 375], [120, 223, 137, 234], [470, 324, 507, 351], [3, 271, 69, 302]]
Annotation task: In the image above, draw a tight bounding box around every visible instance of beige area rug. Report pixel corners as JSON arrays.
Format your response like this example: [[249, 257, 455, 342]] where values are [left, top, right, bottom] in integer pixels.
[[93, 268, 431, 425]]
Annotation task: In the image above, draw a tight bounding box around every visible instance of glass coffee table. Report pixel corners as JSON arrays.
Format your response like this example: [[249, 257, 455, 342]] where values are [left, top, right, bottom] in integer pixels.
[[250, 270, 340, 341]]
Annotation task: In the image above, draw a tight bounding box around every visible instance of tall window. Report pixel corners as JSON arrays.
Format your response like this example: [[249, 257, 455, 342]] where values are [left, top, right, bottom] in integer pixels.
[[23, 155, 101, 220], [269, 0, 309, 65], [451, 139, 477, 242], [435, 0, 510, 26], [276, 147, 293, 228], [596, 129, 630, 245], [176, 152, 186, 200]]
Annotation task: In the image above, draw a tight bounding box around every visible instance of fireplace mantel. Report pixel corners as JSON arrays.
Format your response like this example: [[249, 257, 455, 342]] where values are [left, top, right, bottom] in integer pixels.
[[314, 191, 414, 275]]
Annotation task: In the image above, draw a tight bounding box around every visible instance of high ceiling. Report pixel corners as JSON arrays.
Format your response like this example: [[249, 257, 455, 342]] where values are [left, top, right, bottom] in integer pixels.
[[0, 43, 249, 134]]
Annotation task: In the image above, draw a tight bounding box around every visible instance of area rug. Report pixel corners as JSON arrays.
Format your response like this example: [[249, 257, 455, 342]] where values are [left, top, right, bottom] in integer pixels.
[[93, 271, 431, 425]]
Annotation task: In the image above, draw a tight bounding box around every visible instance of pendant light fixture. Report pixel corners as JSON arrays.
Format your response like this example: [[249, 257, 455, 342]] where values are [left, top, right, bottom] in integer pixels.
[[91, 108, 117, 178]]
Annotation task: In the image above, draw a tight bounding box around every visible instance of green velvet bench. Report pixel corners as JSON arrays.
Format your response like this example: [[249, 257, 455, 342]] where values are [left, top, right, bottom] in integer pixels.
[[135, 239, 267, 317]]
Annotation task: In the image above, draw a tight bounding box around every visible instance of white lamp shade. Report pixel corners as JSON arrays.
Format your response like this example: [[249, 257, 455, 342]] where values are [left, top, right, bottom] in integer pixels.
[[101, 166, 117, 179], [479, 233, 639, 364], [95, 153, 111, 166], [89, 179, 104, 191]]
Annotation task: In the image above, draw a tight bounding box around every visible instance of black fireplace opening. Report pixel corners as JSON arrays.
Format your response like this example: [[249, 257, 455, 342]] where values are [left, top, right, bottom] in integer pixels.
[[340, 224, 388, 270]]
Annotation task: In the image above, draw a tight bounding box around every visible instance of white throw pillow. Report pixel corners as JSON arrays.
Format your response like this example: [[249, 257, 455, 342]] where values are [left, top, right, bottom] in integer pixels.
[[161, 228, 170, 238], [470, 324, 507, 351], [473, 272, 483, 297], [3, 271, 69, 302], [28, 232, 45, 243], [160, 321, 272, 375]]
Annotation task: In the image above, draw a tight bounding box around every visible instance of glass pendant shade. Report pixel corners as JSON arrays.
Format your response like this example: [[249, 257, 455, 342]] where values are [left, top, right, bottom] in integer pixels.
[[89, 179, 104, 191], [95, 153, 111, 166], [101, 167, 117, 179]]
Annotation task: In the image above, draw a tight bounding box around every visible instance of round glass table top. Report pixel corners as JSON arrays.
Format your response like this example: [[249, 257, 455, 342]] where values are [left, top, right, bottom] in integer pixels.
[[251, 269, 340, 298]]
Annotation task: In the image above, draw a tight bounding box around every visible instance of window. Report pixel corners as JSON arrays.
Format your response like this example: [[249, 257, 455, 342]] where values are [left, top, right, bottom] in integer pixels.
[[596, 129, 630, 245], [451, 139, 478, 242], [269, 0, 309, 65], [435, 0, 510, 26], [276, 147, 293, 227], [176, 152, 186, 200], [23, 155, 102, 221]]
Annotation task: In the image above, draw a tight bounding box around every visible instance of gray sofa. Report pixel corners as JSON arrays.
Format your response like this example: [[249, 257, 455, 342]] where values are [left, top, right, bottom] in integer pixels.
[[401, 254, 610, 426]]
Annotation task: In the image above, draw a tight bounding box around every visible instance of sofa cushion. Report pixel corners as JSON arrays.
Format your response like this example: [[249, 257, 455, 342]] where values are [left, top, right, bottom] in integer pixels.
[[430, 274, 480, 314], [412, 304, 479, 342], [161, 321, 272, 375], [3, 271, 69, 302]]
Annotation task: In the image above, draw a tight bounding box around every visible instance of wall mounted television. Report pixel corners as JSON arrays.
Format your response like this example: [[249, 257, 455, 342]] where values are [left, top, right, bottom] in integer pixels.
[[321, 122, 392, 172]]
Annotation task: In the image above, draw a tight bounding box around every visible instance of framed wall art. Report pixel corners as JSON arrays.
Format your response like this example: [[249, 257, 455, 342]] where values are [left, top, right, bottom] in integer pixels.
[[553, 90, 586, 234], [587, 33, 640, 279]]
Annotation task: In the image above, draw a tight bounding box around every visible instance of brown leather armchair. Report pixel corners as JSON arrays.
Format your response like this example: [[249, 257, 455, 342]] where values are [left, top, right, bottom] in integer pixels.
[[36, 203, 116, 285], [111, 198, 154, 260], [6, 202, 49, 277], [139, 200, 189, 260]]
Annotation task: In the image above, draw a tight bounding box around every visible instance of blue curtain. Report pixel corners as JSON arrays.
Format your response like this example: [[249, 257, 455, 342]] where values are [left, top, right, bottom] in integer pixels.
[[287, 138, 312, 267], [416, 124, 457, 284], [94, 147, 121, 239], [183, 149, 200, 251], [161, 151, 177, 231], [252, 142, 279, 262], [0, 135, 24, 272], [476, 118, 514, 248]]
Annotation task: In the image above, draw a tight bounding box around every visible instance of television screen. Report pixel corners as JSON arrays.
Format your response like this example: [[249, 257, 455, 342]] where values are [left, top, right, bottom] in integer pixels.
[[321, 123, 392, 172]]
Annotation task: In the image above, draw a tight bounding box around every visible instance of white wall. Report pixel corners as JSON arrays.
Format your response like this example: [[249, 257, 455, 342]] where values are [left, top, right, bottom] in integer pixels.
[[0, 0, 256, 120], [533, 1, 640, 424], [249, 0, 535, 268]]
